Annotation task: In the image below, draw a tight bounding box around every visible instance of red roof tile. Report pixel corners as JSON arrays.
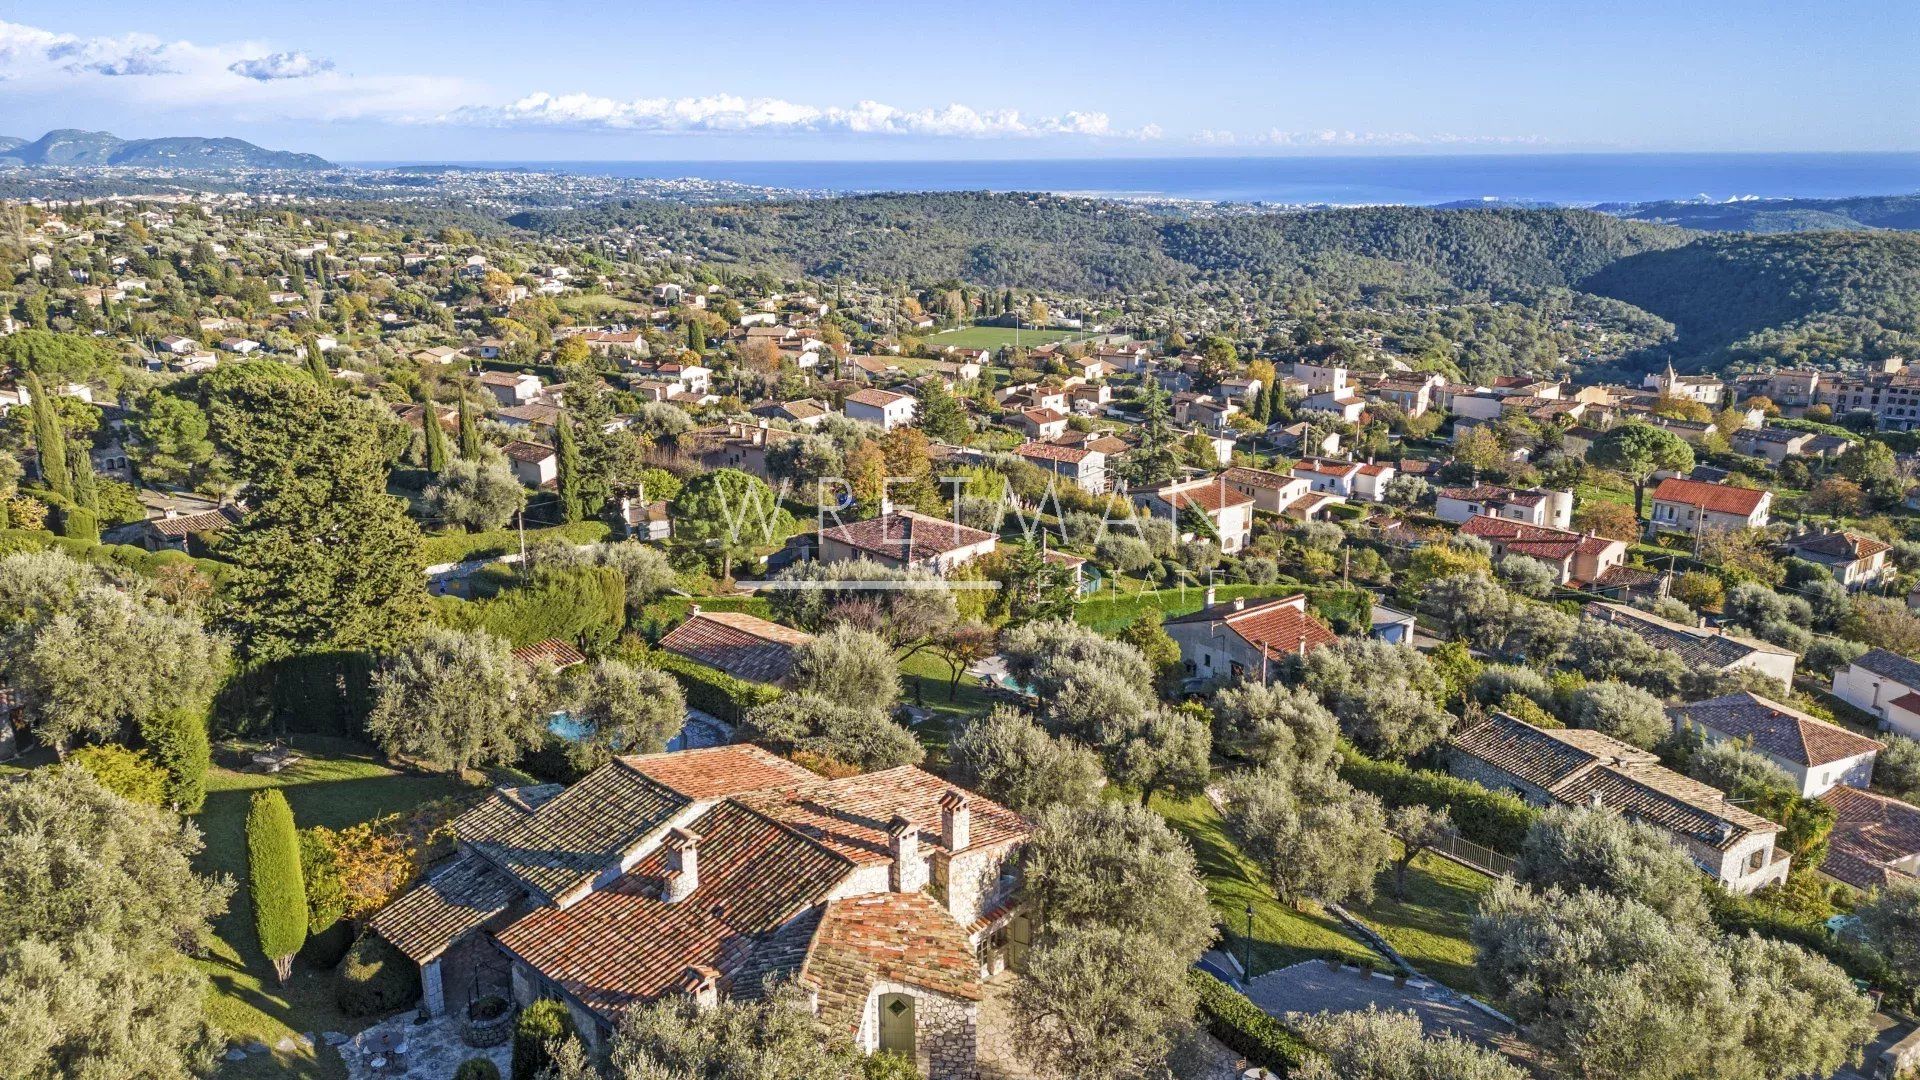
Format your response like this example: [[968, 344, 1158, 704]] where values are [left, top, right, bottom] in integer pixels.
[[658, 611, 814, 685], [819, 511, 996, 564], [620, 745, 818, 801], [740, 766, 1029, 864], [1651, 477, 1768, 516], [803, 893, 983, 1034]]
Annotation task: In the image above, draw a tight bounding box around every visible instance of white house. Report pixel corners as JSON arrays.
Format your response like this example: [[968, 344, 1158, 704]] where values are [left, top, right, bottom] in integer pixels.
[[1219, 466, 1309, 514], [844, 388, 916, 432], [501, 440, 558, 489], [818, 511, 997, 574], [1669, 692, 1882, 798], [1834, 648, 1920, 740], [1291, 458, 1363, 498], [478, 370, 544, 408], [1434, 486, 1574, 530], [1137, 477, 1255, 553], [1013, 442, 1107, 494], [1784, 530, 1893, 591], [1649, 477, 1771, 534]]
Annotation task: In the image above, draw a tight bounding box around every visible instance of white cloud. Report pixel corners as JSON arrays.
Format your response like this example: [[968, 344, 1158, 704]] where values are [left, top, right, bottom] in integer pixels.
[[228, 51, 334, 81], [447, 93, 1155, 140]]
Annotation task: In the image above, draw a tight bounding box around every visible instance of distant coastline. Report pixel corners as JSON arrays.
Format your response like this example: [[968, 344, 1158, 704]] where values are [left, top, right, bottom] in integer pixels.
[[343, 152, 1920, 207]]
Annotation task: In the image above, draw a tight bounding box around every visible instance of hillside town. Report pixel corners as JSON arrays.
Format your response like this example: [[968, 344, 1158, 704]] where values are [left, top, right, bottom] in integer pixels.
[[5, 187, 1920, 1080]]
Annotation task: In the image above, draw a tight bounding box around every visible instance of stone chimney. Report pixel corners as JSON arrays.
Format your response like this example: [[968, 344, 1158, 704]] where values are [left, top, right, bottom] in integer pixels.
[[888, 815, 927, 893], [663, 828, 700, 903], [940, 790, 971, 853], [672, 964, 719, 1009]]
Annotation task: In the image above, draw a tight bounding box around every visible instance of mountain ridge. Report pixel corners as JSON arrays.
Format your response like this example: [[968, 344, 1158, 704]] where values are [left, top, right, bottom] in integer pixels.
[[0, 129, 332, 170]]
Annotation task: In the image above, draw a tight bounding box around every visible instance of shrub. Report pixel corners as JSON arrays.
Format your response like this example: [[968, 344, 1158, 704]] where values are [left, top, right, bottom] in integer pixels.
[[1188, 969, 1313, 1074], [65, 744, 168, 806], [513, 998, 577, 1080], [138, 706, 211, 812], [1337, 745, 1539, 852], [644, 649, 781, 724], [335, 933, 421, 1017], [454, 1060, 500, 1080], [248, 790, 307, 983]]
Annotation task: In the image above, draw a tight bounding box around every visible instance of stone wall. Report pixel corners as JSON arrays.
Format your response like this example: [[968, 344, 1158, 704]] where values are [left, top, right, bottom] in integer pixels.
[[1445, 751, 1553, 807], [859, 980, 979, 1080], [938, 842, 1018, 927]]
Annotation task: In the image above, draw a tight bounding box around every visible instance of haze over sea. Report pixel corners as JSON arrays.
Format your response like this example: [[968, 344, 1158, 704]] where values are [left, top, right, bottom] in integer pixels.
[[356, 153, 1920, 206]]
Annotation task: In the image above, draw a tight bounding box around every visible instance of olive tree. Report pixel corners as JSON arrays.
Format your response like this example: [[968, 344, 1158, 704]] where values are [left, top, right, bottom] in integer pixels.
[[1218, 767, 1393, 909], [555, 659, 686, 770], [1294, 1007, 1528, 1080], [1514, 805, 1711, 929], [1294, 638, 1452, 759], [1012, 924, 1197, 1080], [365, 627, 542, 775], [1564, 680, 1670, 749], [948, 707, 1105, 815]]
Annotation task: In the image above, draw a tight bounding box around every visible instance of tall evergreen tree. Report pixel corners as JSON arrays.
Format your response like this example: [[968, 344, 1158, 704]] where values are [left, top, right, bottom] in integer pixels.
[[26, 372, 70, 500], [246, 789, 306, 984], [69, 435, 98, 513], [555, 410, 584, 523], [303, 336, 329, 385], [456, 392, 481, 460], [420, 394, 449, 475], [686, 319, 703, 353], [916, 378, 969, 443]]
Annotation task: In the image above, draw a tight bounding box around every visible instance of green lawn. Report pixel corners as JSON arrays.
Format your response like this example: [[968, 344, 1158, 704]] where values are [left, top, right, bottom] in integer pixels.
[[898, 649, 1000, 768], [193, 738, 475, 1078], [1351, 842, 1496, 993], [1151, 791, 1494, 991], [1074, 583, 1308, 634], [557, 293, 649, 318], [1151, 791, 1374, 976], [921, 326, 1095, 350]]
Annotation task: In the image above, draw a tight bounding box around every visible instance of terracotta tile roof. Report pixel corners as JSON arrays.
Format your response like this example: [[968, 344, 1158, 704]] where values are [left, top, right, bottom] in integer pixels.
[[468, 759, 690, 903], [454, 783, 567, 846], [1819, 786, 1920, 891], [1438, 484, 1547, 507], [372, 854, 525, 962], [1585, 603, 1795, 671], [499, 403, 562, 426], [500, 439, 555, 464], [147, 506, 242, 538], [740, 766, 1029, 864], [1458, 514, 1616, 562], [494, 800, 852, 1022], [1014, 441, 1094, 464], [1164, 594, 1338, 662], [512, 637, 585, 671], [1851, 647, 1920, 689], [1220, 465, 1297, 491], [1790, 530, 1892, 563], [819, 511, 996, 564], [1650, 477, 1768, 516], [1019, 407, 1068, 425], [1293, 457, 1361, 478], [802, 893, 983, 1034], [1355, 463, 1393, 477], [1156, 479, 1255, 514], [1669, 692, 1883, 768], [846, 388, 910, 408], [658, 611, 814, 685], [620, 745, 818, 801], [1452, 712, 1777, 852]]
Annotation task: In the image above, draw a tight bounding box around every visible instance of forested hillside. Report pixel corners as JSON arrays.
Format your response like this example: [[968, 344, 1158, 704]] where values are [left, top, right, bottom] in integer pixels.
[[1605, 193, 1920, 234], [514, 194, 1687, 296], [523, 191, 1920, 372], [1583, 231, 1920, 369]]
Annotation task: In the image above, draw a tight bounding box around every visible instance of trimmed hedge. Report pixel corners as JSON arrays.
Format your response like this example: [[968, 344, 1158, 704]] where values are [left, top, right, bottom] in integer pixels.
[[1338, 746, 1540, 853], [1188, 969, 1313, 1075], [644, 649, 782, 725], [335, 933, 421, 1017], [419, 520, 610, 567]]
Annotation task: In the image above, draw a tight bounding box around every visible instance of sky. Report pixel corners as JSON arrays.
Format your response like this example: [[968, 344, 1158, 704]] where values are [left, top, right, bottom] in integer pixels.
[[0, 0, 1914, 161]]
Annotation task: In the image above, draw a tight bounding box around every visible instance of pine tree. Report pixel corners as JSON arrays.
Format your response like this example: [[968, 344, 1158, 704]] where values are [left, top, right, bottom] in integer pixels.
[[420, 394, 449, 475], [246, 789, 306, 984], [916, 378, 969, 444], [26, 372, 70, 500], [304, 336, 330, 384], [555, 410, 584, 523], [457, 393, 481, 461]]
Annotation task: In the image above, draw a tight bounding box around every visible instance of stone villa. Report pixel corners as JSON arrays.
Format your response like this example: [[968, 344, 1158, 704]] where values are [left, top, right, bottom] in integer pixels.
[[370, 746, 1031, 1078]]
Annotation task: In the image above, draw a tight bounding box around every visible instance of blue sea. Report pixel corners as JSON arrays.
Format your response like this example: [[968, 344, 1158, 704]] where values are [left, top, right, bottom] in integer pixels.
[[357, 153, 1920, 206]]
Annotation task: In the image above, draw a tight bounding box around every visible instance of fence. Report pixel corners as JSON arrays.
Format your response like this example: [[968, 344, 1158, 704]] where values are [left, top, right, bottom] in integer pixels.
[[1415, 831, 1518, 879]]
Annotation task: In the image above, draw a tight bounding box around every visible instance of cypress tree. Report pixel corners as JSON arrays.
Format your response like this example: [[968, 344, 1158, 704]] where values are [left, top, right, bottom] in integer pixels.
[[247, 789, 307, 984], [139, 706, 210, 813], [457, 393, 481, 461], [70, 435, 98, 512], [686, 319, 703, 353], [304, 336, 330, 384], [555, 411, 584, 524], [26, 373, 70, 500], [421, 394, 449, 475]]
